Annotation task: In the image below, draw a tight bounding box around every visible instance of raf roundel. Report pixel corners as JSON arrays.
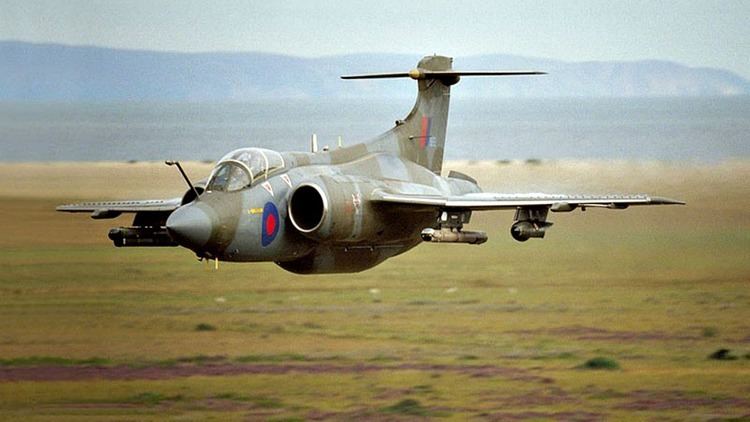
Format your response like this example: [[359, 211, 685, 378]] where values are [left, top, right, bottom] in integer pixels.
[[261, 202, 280, 247]]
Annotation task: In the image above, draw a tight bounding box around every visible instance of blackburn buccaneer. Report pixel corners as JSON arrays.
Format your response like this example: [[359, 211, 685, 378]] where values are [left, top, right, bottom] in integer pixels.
[[57, 55, 683, 274]]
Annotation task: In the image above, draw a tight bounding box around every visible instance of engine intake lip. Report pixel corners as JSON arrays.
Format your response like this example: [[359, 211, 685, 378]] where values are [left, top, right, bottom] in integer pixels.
[[288, 183, 328, 233], [181, 186, 205, 205]]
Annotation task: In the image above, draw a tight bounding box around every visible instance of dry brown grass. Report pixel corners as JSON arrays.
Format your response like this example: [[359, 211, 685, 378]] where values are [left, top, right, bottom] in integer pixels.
[[0, 161, 214, 200], [1, 160, 747, 247], [2, 160, 747, 205]]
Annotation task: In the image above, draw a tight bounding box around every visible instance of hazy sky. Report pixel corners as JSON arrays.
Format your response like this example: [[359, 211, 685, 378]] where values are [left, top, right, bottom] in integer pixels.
[[2, 0, 749, 78]]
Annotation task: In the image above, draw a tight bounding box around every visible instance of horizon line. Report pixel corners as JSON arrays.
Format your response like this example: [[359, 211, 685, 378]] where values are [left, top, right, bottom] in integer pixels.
[[2, 39, 737, 73]]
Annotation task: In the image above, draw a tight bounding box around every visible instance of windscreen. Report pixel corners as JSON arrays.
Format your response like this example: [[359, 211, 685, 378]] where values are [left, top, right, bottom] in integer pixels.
[[219, 148, 285, 181], [206, 162, 251, 192]]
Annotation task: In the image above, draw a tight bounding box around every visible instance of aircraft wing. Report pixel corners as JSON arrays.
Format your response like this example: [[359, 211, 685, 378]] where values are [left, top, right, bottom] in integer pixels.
[[372, 191, 684, 211], [56, 198, 181, 218]]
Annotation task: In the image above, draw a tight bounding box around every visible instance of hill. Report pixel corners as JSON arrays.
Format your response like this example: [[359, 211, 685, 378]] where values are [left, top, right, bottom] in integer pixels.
[[2, 41, 748, 100]]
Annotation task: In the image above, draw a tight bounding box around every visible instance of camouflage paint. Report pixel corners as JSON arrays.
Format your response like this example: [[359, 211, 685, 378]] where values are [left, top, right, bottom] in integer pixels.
[[58, 55, 682, 274]]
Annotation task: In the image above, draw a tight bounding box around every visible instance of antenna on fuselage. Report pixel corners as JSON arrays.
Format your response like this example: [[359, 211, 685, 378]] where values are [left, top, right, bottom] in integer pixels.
[[311, 133, 318, 153], [337, 136, 343, 149]]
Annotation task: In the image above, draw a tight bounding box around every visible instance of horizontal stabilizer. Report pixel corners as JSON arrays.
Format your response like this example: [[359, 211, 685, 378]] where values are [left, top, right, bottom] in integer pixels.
[[341, 69, 545, 80]]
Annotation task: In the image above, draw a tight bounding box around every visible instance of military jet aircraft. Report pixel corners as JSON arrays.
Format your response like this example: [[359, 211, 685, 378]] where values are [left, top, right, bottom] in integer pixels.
[[57, 55, 683, 274]]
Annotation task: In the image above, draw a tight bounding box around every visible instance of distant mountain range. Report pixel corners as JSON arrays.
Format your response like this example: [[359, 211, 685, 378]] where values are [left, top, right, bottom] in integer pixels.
[[2, 41, 748, 101]]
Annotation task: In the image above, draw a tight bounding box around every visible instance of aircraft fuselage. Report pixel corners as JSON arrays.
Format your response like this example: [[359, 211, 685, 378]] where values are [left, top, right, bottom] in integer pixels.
[[167, 150, 479, 273]]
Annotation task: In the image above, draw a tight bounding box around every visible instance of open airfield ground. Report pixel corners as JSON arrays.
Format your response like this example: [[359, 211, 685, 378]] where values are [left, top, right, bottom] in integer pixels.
[[0, 160, 748, 420]]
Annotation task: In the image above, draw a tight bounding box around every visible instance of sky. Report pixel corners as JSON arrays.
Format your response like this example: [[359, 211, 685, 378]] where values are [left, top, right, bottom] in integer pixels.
[[2, 0, 749, 78]]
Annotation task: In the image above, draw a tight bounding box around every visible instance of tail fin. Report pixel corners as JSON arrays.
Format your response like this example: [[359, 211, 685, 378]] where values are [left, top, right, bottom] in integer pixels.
[[342, 55, 544, 174]]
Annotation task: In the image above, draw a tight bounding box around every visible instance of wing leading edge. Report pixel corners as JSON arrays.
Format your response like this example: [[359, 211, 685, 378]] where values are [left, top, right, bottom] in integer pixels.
[[372, 191, 685, 211], [373, 190, 684, 243], [56, 198, 181, 219]]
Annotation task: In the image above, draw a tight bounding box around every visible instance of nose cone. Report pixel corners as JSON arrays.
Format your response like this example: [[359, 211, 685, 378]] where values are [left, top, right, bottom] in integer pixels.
[[166, 205, 213, 251]]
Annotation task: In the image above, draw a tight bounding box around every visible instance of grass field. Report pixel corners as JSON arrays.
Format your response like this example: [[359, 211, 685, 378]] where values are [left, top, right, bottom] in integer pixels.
[[0, 160, 748, 421]]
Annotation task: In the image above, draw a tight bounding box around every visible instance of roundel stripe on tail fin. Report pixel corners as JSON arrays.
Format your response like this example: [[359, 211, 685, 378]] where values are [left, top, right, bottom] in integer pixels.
[[419, 116, 432, 150]]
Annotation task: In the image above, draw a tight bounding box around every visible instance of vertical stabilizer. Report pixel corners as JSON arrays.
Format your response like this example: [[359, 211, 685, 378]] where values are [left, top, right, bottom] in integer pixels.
[[341, 55, 455, 173], [391, 55, 454, 173], [340, 56, 544, 173]]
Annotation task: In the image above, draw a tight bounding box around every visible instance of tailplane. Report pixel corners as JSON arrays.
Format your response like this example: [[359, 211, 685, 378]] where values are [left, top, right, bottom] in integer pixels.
[[342, 55, 544, 173]]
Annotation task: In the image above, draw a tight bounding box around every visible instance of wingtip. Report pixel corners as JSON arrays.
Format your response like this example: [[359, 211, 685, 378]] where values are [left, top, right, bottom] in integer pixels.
[[650, 196, 686, 205]]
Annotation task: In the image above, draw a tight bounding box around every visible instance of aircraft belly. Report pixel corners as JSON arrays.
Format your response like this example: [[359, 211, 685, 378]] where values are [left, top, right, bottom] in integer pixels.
[[276, 210, 434, 274], [276, 240, 421, 274]]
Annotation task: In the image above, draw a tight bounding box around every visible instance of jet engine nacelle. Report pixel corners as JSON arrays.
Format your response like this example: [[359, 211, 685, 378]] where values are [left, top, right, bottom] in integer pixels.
[[287, 177, 383, 242]]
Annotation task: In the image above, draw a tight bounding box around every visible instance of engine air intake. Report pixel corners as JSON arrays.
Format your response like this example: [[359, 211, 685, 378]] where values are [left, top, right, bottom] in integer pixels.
[[288, 184, 326, 233]]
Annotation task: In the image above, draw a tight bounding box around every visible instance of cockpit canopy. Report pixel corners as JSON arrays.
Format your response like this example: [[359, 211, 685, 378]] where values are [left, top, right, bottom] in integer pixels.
[[206, 148, 285, 192]]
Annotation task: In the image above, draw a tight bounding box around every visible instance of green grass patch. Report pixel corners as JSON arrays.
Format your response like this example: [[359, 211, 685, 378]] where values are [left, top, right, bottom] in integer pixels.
[[194, 323, 217, 331], [381, 399, 430, 416], [126, 392, 183, 405], [579, 357, 620, 370], [701, 327, 718, 337], [174, 355, 226, 364], [367, 354, 401, 362], [127, 355, 228, 368], [249, 395, 284, 409], [412, 384, 434, 393], [0, 356, 110, 367], [588, 389, 628, 400], [235, 353, 309, 363], [211, 392, 283, 408], [213, 392, 249, 401], [457, 354, 479, 361], [530, 351, 579, 361], [708, 348, 738, 361]]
